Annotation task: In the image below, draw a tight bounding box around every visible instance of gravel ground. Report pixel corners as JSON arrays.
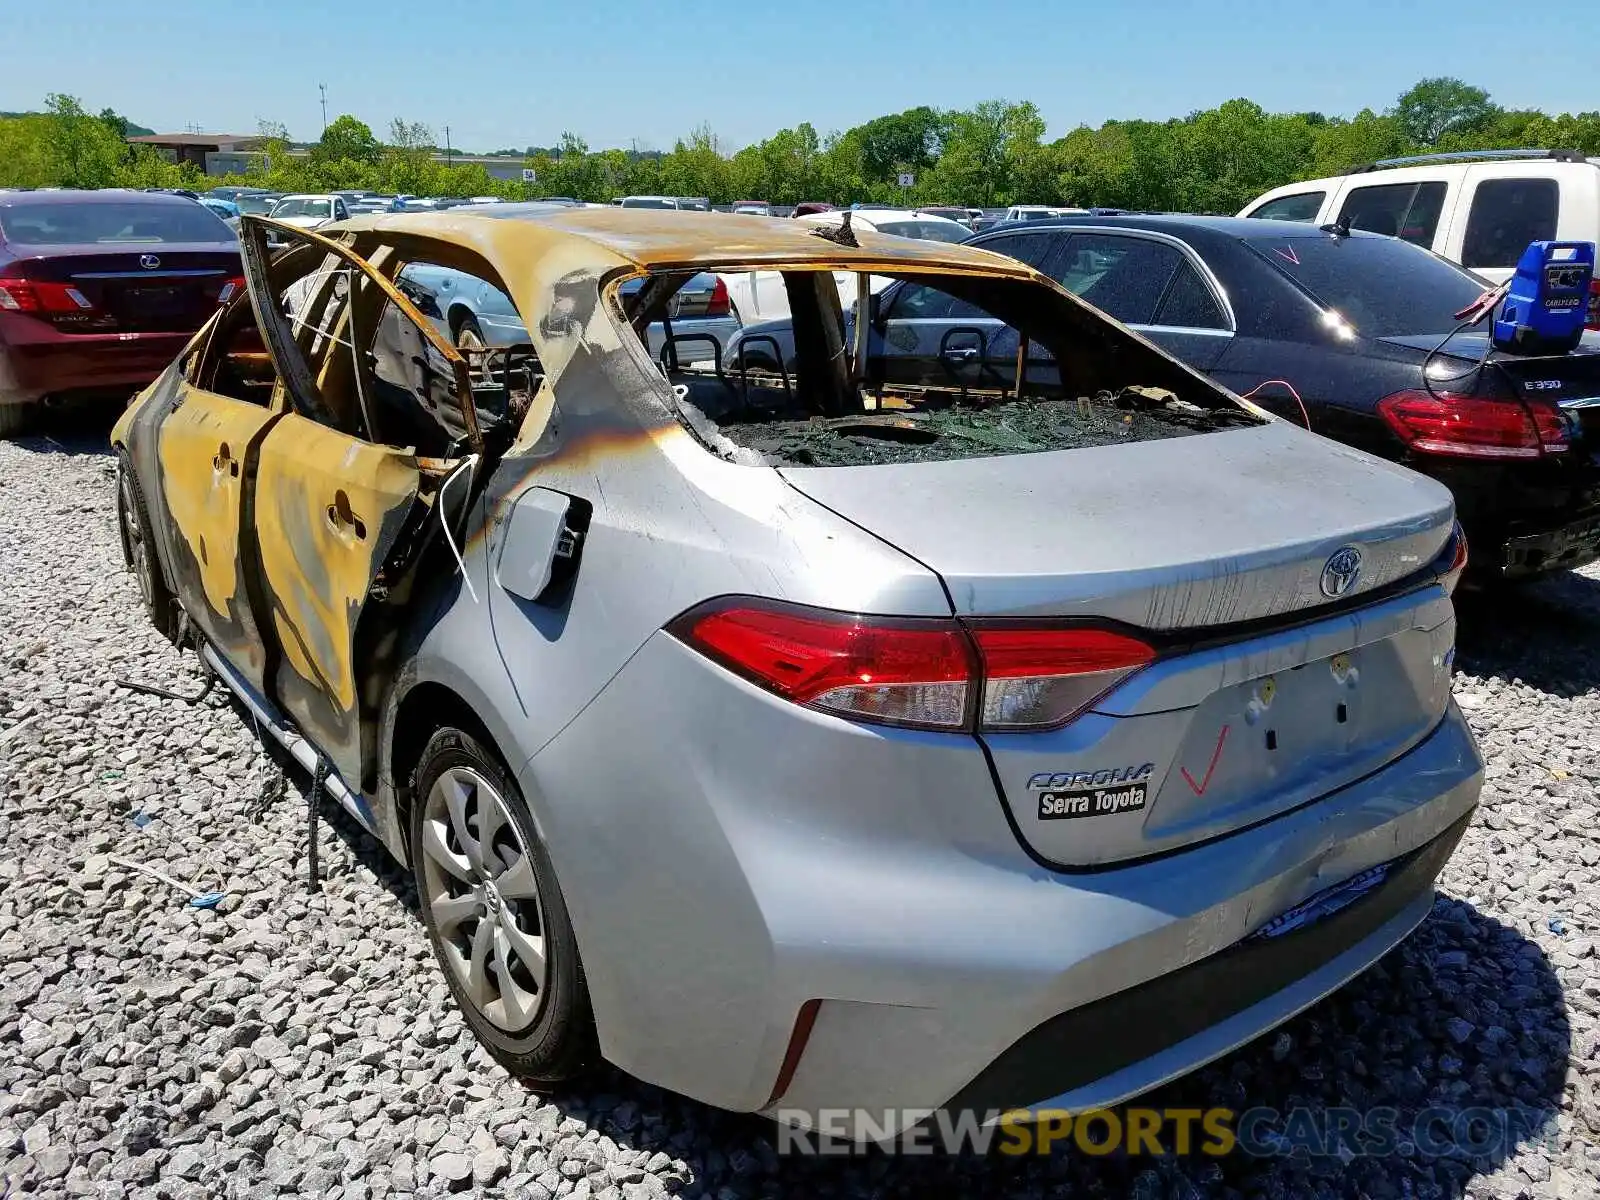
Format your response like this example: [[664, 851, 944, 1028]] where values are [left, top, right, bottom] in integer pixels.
[[2, 425, 1598, 1200]]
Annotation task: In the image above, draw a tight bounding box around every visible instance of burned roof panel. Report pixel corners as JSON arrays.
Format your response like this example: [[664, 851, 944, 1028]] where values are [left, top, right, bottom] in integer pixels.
[[332, 206, 1042, 278]]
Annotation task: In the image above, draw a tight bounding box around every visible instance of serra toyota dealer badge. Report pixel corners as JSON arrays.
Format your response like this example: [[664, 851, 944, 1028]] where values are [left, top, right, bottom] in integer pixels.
[[1030, 764, 1154, 821]]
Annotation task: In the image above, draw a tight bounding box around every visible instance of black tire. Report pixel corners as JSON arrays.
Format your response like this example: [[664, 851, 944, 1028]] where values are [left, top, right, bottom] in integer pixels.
[[116, 450, 178, 643], [0, 402, 34, 439], [410, 726, 597, 1086]]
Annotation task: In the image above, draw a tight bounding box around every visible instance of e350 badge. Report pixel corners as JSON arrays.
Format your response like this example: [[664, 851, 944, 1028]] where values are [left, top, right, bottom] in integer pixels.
[[1029, 763, 1154, 821]]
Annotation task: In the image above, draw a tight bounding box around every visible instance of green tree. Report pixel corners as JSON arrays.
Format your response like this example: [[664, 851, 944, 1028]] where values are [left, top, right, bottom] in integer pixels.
[[42, 94, 125, 188], [312, 114, 380, 165], [1392, 78, 1498, 145], [850, 106, 946, 184]]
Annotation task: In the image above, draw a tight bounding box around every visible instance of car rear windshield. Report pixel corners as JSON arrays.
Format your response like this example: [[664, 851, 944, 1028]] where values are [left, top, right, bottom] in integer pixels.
[[622, 198, 676, 209], [1246, 233, 1488, 337], [0, 200, 234, 246]]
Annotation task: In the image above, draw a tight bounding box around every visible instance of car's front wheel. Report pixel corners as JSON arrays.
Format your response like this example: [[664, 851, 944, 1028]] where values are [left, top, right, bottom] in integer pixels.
[[410, 726, 597, 1085]]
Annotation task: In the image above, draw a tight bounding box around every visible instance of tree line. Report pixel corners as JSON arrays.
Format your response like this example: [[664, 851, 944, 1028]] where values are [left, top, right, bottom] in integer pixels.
[[2, 80, 1597, 212]]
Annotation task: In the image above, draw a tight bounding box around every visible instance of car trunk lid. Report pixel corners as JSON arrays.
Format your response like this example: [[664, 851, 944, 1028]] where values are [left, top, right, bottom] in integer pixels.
[[779, 419, 1459, 866], [6, 245, 240, 333]]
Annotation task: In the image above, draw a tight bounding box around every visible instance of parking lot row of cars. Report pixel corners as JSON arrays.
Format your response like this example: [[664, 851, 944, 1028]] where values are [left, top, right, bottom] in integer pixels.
[[2, 145, 1598, 1136]]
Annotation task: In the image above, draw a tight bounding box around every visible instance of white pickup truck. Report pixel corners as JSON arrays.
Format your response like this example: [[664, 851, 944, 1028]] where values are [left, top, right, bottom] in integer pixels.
[[1239, 149, 1600, 284]]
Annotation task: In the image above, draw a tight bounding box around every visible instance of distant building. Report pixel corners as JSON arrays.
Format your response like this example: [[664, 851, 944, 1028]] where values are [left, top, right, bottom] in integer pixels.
[[126, 133, 267, 175], [127, 133, 529, 181]]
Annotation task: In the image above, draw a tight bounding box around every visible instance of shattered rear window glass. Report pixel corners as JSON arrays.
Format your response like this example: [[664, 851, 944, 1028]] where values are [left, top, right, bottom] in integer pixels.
[[737, 390, 1246, 467], [658, 271, 1262, 468]]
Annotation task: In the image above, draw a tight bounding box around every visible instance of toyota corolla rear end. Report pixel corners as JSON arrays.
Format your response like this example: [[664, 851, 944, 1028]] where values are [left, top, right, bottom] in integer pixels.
[[0, 193, 241, 420], [520, 258, 1483, 1139]]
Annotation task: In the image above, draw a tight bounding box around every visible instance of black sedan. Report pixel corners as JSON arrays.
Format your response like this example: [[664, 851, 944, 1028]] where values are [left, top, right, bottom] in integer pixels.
[[724, 216, 1600, 579]]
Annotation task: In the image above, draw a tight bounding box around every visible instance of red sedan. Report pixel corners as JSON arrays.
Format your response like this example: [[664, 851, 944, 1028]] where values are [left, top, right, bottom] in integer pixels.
[[0, 190, 242, 436]]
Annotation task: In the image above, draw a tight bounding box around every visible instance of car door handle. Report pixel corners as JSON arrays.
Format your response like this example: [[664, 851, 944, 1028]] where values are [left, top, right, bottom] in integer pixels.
[[942, 346, 980, 361], [213, 442, 240, 478], [326, 489, 368, 540]]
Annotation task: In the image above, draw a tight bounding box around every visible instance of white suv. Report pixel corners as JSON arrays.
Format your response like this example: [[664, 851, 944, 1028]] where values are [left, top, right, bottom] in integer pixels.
[[1238, 149, 1600, 283]]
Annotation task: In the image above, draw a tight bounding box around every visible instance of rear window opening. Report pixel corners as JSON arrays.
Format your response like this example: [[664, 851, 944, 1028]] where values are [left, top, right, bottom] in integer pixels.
[[621, 267, 1263, 468]]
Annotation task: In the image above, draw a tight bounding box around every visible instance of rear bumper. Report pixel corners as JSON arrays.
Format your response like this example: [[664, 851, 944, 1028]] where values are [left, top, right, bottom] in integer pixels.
[[0, 317, 190, 406], [762, 705, 1480, 1136], [936, 810, 1466, 1124]]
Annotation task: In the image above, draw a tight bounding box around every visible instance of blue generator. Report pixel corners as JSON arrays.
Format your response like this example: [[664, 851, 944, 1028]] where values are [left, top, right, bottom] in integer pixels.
[[1493, 241, 1596, 356]]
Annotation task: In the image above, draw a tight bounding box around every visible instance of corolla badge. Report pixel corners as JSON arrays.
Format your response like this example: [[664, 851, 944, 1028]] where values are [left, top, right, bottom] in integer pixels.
[[1320, 546, 1363, 598], [139, 254, 161, 270]]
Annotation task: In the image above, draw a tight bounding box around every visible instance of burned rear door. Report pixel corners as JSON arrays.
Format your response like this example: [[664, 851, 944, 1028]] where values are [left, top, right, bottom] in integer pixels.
[[237, 216, 480, 788], [153, 307, 280, 691]]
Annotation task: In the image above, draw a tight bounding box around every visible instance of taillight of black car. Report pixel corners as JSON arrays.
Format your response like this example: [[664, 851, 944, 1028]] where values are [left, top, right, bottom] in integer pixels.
[[1377, 389, 1569, 460]]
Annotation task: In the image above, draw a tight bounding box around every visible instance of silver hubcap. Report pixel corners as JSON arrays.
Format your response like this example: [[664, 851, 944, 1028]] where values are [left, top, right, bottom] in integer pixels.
[[119, 471, 153, 607], [419, 766, 547, 1032]]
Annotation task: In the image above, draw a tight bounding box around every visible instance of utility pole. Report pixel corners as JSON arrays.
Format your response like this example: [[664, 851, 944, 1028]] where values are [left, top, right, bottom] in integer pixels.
[[318, 84, 328, 134], [444, 125, 452, 168]]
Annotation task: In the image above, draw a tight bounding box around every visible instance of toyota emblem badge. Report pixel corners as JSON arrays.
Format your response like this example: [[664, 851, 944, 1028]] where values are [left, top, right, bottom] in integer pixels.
[[1320, 546, 1363, 598]]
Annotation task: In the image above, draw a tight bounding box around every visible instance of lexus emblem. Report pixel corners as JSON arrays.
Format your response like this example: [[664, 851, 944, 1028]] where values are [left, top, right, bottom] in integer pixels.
[[1320, 546, 1363, 598], [139, 254, 161, 270]]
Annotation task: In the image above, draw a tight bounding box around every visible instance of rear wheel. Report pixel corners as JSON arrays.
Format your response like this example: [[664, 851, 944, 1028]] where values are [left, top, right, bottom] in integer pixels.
[[0, 402, 34, 439], [116, 451, 178, 642], [410, 727, 596, 1085], [454, 313, 486, 353]]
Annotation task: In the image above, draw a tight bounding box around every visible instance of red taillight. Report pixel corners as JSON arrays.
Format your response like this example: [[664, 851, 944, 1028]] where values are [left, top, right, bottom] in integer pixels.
[[705, 275, 731, 318], [0, 276, 95, 314], [217, 275, 245, 305], [1587, 279, 1599, 332], [676, 602, 974, 730], [671, 599, 1156, 732], [1377, 389, 1568, 459], [971, 626, 1156, 730]]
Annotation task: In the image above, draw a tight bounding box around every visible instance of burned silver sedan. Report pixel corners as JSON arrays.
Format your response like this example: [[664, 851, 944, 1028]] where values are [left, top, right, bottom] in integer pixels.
[[111, 206, 1482, 1137]]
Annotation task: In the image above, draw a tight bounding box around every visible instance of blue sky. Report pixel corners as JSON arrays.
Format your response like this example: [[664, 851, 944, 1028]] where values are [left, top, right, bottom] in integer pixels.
[[9, 0, 1588, 152]]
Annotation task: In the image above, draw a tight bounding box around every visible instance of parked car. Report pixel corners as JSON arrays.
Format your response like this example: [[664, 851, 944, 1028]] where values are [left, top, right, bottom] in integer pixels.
[[721, 208, 976, 323], [268, 193, 351, 229], [207, 186, 273, 204], [916, 205, 977, 228], [143, 187, 201, 201], [1001, 204, 1086, 223], [535, 197, 583, 207], [732, 201, 772, 216], [790, 201, 835, 217], [111, 205, 1480, 1137], [466, 196, 505, 205], [0, 190, 241, 436], [198, 197, 241, 233], [1238, 148, 1600, 284], [619, 195, 681, 210], [397, 258, 740, 364], [677, 197, 711, 212], [728, 214, 1600, 578], [233, 193, 284, 217]]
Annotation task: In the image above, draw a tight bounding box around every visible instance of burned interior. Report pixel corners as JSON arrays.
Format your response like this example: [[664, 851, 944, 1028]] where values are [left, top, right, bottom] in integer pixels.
[[619, 264, 1264, 468]]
